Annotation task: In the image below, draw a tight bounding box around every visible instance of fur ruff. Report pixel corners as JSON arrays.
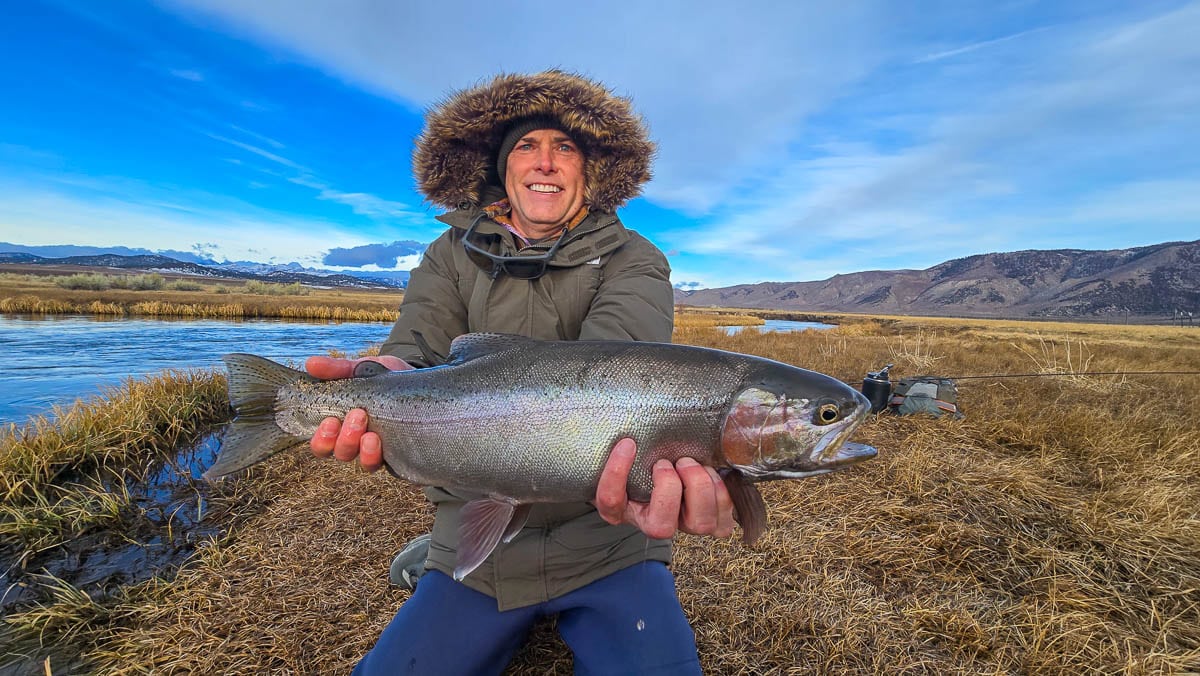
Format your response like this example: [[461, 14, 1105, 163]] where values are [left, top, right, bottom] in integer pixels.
[[413, 70, 655, 213]]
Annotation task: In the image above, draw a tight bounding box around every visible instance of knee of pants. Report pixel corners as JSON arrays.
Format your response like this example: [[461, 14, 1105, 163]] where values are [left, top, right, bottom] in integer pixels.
[[354, 571, 538, 676], [553, 563, 702, 675]]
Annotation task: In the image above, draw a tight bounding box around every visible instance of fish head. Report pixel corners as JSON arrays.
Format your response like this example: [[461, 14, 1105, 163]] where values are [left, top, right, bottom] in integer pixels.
[[719, 370, 876, 481]]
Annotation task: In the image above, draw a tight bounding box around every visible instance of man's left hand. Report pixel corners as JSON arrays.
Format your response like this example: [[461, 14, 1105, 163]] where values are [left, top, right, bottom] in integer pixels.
[[594, 438, 735, 540]]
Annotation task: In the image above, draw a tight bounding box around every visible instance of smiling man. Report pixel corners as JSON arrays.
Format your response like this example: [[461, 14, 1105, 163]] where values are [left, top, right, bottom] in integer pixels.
[[305, 71, 731, 674], [499, 124, 586, 238]]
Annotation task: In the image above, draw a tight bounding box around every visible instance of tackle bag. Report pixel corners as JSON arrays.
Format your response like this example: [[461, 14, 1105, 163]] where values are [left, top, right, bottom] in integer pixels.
[[888, 376, 964, 419]]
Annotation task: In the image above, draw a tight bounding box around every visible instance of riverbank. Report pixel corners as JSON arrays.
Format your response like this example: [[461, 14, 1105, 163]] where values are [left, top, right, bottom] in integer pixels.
[[0, 272, 403, 321], [3, 317, 1199, 673]]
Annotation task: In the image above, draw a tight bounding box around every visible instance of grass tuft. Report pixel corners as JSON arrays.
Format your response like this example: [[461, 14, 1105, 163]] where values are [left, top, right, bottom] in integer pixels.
[[0, 370, 229, 553]]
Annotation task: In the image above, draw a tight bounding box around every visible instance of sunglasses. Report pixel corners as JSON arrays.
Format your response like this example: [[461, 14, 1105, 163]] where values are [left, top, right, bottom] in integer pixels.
[[462, 212, 569, 280]]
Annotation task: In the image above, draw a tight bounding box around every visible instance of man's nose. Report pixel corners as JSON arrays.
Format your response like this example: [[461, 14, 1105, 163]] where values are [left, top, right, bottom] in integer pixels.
[[534, 146, 557, 172]]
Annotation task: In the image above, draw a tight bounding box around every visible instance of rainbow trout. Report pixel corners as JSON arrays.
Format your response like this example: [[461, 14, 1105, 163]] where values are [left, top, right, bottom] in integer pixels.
[[205, 333, 877, 579]]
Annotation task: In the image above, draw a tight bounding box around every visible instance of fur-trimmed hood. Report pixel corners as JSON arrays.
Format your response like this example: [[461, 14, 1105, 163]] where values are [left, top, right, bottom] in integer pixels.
[[413, 70, 655, 213]]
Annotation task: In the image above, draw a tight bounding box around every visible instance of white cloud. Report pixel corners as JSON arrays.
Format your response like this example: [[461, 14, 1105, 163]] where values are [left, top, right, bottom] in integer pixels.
[[0, 175, 394, 266], [914, 26, 1051, 64], [315, 190, 416, 220], [207, 133, 424, 224], [207, 133, 305, 171], [657, 2, 1200, 283], [161, 0, 894, 215], [228, 124, 285, 149], [169, 67, 205, 81], [1067, 179, 1200, 225]]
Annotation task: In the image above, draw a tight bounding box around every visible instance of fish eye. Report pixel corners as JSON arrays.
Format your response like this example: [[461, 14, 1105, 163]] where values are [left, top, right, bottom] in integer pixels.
[[815, 402, 841, 426]]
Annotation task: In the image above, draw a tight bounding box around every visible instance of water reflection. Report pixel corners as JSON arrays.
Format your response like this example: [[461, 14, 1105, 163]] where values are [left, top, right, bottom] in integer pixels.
[[0, 314, 395, 426], [721, 319, 837, 335]]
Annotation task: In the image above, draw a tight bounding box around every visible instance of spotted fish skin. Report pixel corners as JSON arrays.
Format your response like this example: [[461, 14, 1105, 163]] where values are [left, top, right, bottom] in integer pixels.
[[206, 332, 877, 579]]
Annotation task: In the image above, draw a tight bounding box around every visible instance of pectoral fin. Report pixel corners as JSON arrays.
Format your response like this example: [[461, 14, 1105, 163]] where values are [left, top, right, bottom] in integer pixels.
[[455, 497, 526, 580], [501, 504, 532, 544], [722, 470, 767, 544]]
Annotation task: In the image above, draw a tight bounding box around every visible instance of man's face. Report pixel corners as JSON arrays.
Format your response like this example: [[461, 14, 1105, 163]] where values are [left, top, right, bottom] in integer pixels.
[[504, 129, 586, 239]]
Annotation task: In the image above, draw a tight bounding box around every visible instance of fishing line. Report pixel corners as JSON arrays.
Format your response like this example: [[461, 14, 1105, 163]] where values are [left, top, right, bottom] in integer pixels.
[[840, 370, 1200, 387], [940, 370, 1200, 380]]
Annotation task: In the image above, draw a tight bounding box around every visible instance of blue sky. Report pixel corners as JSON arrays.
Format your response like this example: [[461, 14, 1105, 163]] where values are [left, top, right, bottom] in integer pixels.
[[1, 1, 1196, 289]]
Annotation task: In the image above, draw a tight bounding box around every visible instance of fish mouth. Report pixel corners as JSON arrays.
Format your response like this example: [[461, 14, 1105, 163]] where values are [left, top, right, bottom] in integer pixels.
[[732, 440, 877, 481], [826, 441, 877, 464], [812, 401, 871, 462]]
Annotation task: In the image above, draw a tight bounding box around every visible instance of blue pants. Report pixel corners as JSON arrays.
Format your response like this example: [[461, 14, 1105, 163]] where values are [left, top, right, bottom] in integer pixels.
[[353, 563, 702, 675]]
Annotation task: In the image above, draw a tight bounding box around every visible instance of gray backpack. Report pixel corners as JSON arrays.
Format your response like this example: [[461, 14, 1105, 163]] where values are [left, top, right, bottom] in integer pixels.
[[888, 377, 964, 418]]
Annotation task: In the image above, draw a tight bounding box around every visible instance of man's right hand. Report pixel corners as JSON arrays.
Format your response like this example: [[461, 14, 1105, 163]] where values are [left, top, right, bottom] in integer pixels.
[[305, 355, 412, 472]]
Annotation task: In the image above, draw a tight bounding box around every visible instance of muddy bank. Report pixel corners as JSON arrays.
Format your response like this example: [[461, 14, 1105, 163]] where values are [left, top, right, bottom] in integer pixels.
[[1, 433, 224, 615]]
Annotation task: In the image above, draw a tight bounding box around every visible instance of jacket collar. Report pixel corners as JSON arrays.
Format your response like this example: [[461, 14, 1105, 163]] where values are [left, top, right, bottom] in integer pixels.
[[436, 207, 629, 267]]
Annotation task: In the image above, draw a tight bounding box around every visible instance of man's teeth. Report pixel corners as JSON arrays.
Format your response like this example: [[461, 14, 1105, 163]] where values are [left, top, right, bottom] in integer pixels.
[[529, 184, 562, 193]]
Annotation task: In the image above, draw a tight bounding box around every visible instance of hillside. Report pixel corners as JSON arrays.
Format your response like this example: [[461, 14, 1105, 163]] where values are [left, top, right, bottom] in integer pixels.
[[0, 253, 402, 290], [676, 240, 1200, 320]]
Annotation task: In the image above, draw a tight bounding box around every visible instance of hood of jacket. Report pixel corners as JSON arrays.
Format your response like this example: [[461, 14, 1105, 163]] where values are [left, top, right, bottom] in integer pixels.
[[413, 70, 655, 213]]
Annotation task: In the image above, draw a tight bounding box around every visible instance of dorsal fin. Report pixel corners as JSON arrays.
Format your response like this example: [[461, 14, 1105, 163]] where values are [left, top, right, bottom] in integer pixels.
[[410, 330, 447, 366], [447, 333, 537, 364]]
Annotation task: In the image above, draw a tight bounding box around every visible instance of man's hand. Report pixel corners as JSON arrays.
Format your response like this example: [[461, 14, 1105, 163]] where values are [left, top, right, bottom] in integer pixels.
[[594, 438, 735, 540], [305, 355, 412, 473]]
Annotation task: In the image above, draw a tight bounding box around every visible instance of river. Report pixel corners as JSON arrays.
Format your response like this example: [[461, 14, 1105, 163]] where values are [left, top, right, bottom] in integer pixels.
[[0, 314, 395, 426], [2, 315, 840, 427], [721, 318, 837, 335]]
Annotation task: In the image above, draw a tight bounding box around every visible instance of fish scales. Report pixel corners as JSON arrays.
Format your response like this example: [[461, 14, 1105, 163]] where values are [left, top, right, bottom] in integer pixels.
[[206, 332, 878, 579], [275, 341, 742, 502]]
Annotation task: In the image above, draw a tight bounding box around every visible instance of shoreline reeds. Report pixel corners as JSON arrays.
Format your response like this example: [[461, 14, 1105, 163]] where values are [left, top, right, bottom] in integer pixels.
[[0, 272, 404, 323], [1, 295, 401, 322], [0, 370, 230, 553]]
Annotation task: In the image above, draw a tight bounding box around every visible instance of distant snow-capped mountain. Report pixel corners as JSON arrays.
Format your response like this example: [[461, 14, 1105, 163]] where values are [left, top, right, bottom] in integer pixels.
[[0, 243, 411, 288], [0, 251, 404, 289]]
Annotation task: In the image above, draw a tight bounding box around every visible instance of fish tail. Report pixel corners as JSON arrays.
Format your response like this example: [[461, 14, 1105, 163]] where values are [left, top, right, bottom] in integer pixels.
[[203, 353, 313, 481]]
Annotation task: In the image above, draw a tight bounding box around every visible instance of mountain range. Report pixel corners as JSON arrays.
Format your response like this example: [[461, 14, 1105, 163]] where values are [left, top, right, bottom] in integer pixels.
[[675, 239, 1200, 320], [0, 252, 405, 289], [4, 240, 1197, 319]]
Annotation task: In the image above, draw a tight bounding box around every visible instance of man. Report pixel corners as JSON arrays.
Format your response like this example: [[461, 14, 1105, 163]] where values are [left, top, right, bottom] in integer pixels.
[[306, 71, 733, 674]]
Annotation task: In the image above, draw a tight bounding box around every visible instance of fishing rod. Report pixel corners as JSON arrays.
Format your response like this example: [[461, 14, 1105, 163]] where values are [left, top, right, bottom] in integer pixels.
[[944, 370, 1200, 380], [850, 364, 1200, 413]]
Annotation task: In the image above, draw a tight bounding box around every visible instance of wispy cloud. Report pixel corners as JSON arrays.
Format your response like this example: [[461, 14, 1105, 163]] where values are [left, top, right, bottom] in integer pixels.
[[0, 173, 394, 267], [663, 2, 1200, 283], [914, 26, 1051, 64], [162, 0, 894, 215], [207, 132, 422, 223], [207, 133, 305, 171], [168, 67, 205, 81], [157, 0, 1200, 284], [228, 124, 284, 149]]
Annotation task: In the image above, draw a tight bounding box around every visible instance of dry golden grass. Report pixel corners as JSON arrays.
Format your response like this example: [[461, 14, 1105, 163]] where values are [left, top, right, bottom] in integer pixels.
[[0, 271, 403, 321], [674, 311, 765, 328], [3, 318, 1199, 673], [0, 371, 229, 553]]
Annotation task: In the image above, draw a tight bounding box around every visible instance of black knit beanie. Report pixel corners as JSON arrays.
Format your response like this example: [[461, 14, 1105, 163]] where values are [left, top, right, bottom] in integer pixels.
[[495, 115, 567, 180]]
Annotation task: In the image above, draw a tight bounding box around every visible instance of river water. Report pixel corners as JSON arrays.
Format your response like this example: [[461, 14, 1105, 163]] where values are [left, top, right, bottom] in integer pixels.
[[721, 318, 837, 335], [1, 315, 838, 427], [0, 314, 396, 426]]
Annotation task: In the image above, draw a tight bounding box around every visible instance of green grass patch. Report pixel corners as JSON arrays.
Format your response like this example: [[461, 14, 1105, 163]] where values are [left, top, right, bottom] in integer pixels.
[[0, 370, 229, 553]]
